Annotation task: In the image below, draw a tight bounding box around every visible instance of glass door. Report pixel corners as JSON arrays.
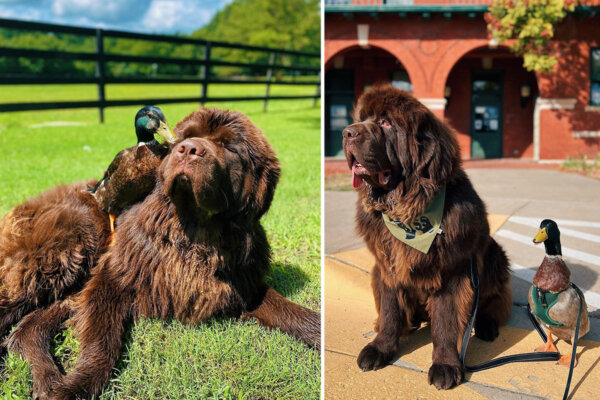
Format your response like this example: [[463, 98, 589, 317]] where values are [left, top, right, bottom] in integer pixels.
[[470, 72, 503, 158]]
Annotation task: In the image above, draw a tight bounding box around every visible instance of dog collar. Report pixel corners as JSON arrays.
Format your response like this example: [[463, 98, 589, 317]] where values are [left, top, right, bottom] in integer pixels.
[[382, 184, 446, 254]]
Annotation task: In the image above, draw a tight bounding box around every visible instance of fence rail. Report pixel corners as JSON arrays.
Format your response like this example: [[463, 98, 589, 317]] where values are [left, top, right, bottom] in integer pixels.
[[0, 18, 321, 121]]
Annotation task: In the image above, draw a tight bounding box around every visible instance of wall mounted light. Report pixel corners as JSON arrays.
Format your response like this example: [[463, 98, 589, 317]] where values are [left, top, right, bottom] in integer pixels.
[[482, 57, 493, 70], [357, 24, 369, 48], [444, 85, 452, 103], [520, 83, 531, 108]]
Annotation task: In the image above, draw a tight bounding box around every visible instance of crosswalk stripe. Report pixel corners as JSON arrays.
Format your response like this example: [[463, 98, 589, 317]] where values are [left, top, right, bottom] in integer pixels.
[[509, 216, 600, 244], [508, 216, 600, 229], [511, 262, 600, 309], [495, 229, 600, 267]]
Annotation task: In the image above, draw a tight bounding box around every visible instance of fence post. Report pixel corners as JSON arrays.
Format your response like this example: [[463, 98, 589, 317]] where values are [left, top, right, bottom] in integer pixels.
[[313, 71, 320, 108], [263, 52, 275, 112], [95, 28, 105, 123], [200, 42, 211, 107]]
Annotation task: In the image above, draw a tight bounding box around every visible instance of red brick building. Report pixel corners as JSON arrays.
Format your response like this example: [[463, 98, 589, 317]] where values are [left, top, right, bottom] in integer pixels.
[[324, 0, 600, 160]]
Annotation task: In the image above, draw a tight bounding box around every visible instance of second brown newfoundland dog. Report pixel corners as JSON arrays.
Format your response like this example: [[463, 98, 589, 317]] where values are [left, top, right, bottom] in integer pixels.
[[343, 85, 512, 390], [6, 108, 320, 399]]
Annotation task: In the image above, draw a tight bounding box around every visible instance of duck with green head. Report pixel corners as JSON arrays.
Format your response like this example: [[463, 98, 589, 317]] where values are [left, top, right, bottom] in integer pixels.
[[529, 219, 590, 366], [91, 106, 178, 238]]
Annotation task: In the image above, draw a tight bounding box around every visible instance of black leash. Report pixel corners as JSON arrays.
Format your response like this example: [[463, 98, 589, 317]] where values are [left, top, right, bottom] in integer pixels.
[[460, 254, 583, 400], [563, 283, 583, 400]]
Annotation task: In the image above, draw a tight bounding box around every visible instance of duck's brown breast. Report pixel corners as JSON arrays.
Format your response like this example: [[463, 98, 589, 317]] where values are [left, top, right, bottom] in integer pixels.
[[533, 255, 570, 292]]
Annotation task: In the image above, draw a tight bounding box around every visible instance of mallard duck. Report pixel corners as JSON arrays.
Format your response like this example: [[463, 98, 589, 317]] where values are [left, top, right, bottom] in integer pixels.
[[529, 219, 590, 366], [91, 106, 177, 235]]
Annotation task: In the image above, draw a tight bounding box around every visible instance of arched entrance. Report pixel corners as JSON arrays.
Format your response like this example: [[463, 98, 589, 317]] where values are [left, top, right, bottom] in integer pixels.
[[443, 46, 539, 159], [324, 46, 412, 157]]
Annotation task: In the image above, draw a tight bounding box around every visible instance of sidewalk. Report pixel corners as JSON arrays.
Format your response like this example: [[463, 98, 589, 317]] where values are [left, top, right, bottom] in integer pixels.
[[325, 169, 600, 399]]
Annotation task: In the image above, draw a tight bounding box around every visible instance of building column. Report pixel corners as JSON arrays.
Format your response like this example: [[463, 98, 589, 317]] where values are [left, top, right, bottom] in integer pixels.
[[533, 98, 577, 161], [419, 98, 447, 119]]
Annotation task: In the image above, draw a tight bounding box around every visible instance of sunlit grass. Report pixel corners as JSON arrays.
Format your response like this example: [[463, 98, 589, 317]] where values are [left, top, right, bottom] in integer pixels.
[[0, 86, 321, 399]]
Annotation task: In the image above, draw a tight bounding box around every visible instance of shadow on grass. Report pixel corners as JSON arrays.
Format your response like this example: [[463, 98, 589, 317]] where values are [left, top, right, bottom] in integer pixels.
[[104, 262, 314, 390], [266, 262, 312, 299]]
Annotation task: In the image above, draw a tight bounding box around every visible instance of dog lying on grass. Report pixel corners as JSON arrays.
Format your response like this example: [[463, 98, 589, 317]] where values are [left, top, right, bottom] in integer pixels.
[[2, 108, 320, 399]]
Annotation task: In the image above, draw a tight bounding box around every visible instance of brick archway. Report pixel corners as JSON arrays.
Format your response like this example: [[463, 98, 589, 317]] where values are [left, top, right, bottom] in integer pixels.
[[324, 44, 416, 156], [325, 42, 425, 96], [443, 45, 540, 159]]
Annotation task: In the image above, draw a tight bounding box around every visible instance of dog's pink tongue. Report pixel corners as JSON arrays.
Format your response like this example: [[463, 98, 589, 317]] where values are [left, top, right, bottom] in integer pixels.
[[352, 164, 363, 189]]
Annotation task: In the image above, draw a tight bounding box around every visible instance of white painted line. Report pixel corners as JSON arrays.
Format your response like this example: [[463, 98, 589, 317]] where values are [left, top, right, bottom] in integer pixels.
[[511, 262, 600, 309], [510, 262, 536, 282], [509, 216, 600, 244], [508, 216, 600, 229], [495, 229, 600, 267]]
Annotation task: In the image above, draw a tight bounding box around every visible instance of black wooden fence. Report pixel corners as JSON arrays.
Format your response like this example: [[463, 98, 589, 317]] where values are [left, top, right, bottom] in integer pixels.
[[0, 18, 320, 122]]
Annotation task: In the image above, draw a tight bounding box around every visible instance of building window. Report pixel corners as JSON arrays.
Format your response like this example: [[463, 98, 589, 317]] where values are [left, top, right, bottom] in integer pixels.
[[592, 48, 600, 106], [391, 70, 412, 92]]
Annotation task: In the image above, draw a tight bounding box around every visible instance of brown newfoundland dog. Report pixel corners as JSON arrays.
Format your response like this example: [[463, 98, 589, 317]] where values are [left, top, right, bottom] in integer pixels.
[[343, 85, 512, 390], [4, 108, 320, 399], [0, 182, 111, 343]]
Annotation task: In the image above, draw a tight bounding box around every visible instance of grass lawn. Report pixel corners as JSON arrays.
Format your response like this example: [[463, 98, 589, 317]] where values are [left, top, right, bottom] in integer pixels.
[[0, 84, 321, 399], [324, 173, 352, 191], [560, 153, 600, 180]]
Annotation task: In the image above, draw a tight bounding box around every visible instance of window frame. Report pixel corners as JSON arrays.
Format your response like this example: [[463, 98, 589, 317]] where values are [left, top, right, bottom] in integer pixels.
[[591, 47, 600, 106]]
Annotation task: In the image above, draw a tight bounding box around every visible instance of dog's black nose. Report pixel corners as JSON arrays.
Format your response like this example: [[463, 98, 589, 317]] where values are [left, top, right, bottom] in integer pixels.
[[343, 126, 360, 139], [175, 139, 206, 161]]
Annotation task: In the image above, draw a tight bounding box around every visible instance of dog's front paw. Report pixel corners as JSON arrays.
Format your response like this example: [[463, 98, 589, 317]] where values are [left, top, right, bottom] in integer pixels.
[[475, 315, 499, 342], [32, 383, 50, 400], [32, 370, 63, 400], [357, 343, 394, 371], [428, 363, 464, 390]]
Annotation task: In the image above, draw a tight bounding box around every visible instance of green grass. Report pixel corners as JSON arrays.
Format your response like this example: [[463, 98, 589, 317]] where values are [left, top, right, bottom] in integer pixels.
[[0, 85, 321, 399], [324, 173, 352, 191], [560, 153, 600, 180], [1, 83, 318, 103]]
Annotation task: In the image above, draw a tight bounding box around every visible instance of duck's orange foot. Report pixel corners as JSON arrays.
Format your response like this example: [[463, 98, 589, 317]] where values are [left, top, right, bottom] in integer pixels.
[[535, 331, 558, 353], [535, 340, 558, 353], [108, 214, 116, 247], [109, 214, 116, 233], [558, 354, 578, 367]]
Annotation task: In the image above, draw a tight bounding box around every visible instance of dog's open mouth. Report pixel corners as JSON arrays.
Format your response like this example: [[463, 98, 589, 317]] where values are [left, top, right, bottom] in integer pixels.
[[351, 159, 391, 189]]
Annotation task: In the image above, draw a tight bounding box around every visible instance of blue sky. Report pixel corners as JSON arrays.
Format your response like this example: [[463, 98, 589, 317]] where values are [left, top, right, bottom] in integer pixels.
[[0, 0, 232, 34]]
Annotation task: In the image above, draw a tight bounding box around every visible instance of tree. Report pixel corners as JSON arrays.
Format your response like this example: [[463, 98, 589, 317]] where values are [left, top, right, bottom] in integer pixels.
[[0, 0, 320, 78], [192, 0, 320, 76], [485, 0, 579, 72]]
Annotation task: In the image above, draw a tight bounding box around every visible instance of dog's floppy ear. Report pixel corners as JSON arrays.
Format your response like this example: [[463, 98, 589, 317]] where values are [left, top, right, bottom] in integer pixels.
[[238, 121, 280, 219], [249, 156, 280, 219], [415, 110, 459, 189]]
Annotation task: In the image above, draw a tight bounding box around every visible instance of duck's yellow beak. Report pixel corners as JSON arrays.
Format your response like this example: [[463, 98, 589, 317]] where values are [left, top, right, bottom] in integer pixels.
[[533, 228, 548, 244], [154, 120, 177, 144]]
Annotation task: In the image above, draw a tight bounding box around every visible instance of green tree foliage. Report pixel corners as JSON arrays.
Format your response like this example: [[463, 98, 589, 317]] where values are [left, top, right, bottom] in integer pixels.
[[486, 0, 579, 72], [0, 29, 95, 76], [0, 0, 319, 79], [193, 0, 320, 77], [194, 0, 319, 53]]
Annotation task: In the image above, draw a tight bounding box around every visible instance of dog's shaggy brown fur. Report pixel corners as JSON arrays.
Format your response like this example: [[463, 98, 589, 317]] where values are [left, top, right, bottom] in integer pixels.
[[343, 85, 512, 390], [4, 108, 320, 399], [0, 182, 110, 344]]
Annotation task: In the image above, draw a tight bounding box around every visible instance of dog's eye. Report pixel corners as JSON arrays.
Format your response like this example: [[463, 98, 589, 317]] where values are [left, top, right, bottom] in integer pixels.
[[378, 120, 391, 128], [224, 145, 238, 154]]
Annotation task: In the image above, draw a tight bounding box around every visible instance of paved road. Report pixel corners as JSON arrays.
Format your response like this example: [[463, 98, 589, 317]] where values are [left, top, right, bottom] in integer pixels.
[[325, 169, 600, 336]]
